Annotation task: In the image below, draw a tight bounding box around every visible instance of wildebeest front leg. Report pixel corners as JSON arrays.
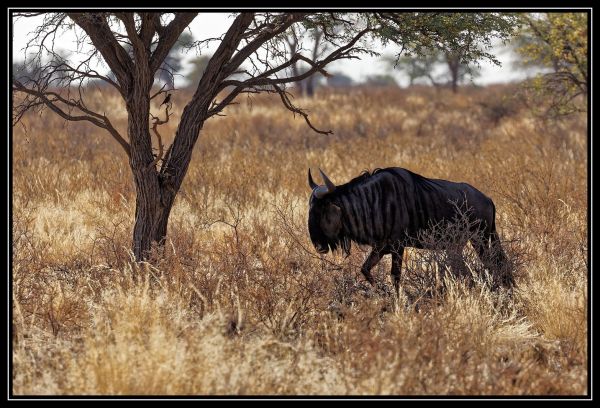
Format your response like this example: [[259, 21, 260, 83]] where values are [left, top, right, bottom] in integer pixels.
[[390, 247, 405, 295], [360, 248, 384, 286]]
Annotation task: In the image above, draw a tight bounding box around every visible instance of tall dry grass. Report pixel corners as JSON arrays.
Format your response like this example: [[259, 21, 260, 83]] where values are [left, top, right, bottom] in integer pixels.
[[12, 85, 587, 395]]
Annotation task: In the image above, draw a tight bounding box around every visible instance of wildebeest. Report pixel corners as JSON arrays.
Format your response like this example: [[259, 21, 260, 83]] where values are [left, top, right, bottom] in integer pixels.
[[307, 167, 513, 294]]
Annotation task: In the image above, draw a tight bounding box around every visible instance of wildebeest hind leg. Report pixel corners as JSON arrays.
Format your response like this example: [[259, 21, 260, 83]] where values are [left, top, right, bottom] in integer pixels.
[[473, 238, 513, 290], [446, 248, 472, 287], [390, 247, 405, 295], [360, 248, 384, 286], [473, 239, 493, 274]]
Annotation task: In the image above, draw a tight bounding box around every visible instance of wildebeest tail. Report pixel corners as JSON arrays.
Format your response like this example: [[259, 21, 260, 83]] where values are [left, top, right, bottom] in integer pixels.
[[490, 203, 514, 288]]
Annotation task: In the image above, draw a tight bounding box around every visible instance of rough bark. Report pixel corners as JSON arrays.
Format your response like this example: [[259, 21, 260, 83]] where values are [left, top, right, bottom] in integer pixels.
[[127, 58, 162, 259]]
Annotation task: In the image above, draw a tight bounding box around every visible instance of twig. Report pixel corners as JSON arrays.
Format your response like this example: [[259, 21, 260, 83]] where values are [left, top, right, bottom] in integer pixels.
[[148, 104, 172, 169]]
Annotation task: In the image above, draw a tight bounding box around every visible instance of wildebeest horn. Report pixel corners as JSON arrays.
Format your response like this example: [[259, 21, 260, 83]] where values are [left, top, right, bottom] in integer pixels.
[[308, 168, 318, 190], [311, 168, 336, 199], [319, 168, 336, 193]]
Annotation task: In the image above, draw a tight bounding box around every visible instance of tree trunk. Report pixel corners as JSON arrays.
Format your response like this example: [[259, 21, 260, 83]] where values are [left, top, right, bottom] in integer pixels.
[[297, 81, 305, 97], [126, 81, 174, 261], [131, 171, 175, 260], [446, 53, 460, 94], [291, 64, 304, 97], [129, 104, 208, 260], [306, 76, 315, 97], [451, 72, 458, 93]]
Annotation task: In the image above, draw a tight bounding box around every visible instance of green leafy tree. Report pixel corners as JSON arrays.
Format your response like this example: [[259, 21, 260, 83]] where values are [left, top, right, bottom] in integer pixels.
[[514, 12, 588, 117], [379, 13, 513, 92], [389, 52, 438, 87]]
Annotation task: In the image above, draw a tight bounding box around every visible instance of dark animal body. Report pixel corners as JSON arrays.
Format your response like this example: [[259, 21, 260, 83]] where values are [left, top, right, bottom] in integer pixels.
[[307, 167, 513, 294]]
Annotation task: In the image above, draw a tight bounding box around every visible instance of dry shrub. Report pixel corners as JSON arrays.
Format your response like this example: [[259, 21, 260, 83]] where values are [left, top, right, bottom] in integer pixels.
[[12, 85, 587, 395], [403, 201, 527, 299]]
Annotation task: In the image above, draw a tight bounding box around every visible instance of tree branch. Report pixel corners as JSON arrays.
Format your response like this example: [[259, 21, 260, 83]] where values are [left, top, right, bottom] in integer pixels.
[[67, 13, 134, 94], [217, 27, 371, 94], [220, 13, 307, 80], [13, 80, 131, 158], [148, 105, 172, 169], [272, 84, 332, 134], [115, 12, 147, 61], [149, 12, 198, 74]]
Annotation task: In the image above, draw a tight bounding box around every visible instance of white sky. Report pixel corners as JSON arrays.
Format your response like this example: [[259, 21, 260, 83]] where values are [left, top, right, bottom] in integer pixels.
[[12, 12, 541, 88]]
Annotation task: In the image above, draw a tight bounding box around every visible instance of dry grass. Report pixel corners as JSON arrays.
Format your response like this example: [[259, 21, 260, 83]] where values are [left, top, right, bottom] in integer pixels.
[[12, 85, 588, 396]]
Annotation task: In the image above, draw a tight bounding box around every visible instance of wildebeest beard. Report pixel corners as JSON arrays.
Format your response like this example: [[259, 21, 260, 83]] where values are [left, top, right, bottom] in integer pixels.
[[328, 231, 352, 256]]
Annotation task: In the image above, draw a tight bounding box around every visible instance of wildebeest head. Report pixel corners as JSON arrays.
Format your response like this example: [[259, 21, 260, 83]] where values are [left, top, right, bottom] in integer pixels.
[[307, 168, 346, 254]]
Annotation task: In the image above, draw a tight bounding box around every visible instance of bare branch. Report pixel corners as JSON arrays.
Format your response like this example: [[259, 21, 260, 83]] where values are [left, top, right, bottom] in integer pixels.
[[217, 27, 371, 94], [149, 12, 198, 74], [150, 83, 169, 101], [272, 84, 332, 135], [67, 13, 135, 92], [148, 105, 172, 169], [13, 80, 131, 157], [220, 13, 307, 80]]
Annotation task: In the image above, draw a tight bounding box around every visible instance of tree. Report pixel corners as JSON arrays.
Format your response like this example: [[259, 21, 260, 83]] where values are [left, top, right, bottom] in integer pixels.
[[284, 25, 328, 97], [156, 31, 194, 89], [391, 48, 480, 92], [13, 60, 40, 83], [185, 54, 211, 89], [389, 52, 438, 87], [444, 49, 481, 93], [363, 74, 398, 87], [513, 12, 588, 117], [12, 12, 516, 261], [326, 71, 354, 88]]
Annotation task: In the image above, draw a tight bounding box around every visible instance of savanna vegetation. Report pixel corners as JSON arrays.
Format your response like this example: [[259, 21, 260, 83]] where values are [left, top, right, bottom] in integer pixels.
[[12, 84, 588, 395]]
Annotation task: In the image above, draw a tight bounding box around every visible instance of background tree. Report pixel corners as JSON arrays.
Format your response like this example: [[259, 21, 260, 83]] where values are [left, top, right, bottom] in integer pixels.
[[326, 71, 354, 88], [388, 52, 438, 87], [12, 12, 516, 261], [363, 74, 398, 87], [185, 54, 211, 89], [390, 48, 480, 92], [513, 12, 588, 117], [284, 25, 329, 97], [155, 31, 194, 90]]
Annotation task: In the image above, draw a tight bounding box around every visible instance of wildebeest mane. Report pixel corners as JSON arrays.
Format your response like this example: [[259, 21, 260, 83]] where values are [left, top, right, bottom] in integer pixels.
[[334, 167, 439, 193], [333, 168, 386, 194]]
